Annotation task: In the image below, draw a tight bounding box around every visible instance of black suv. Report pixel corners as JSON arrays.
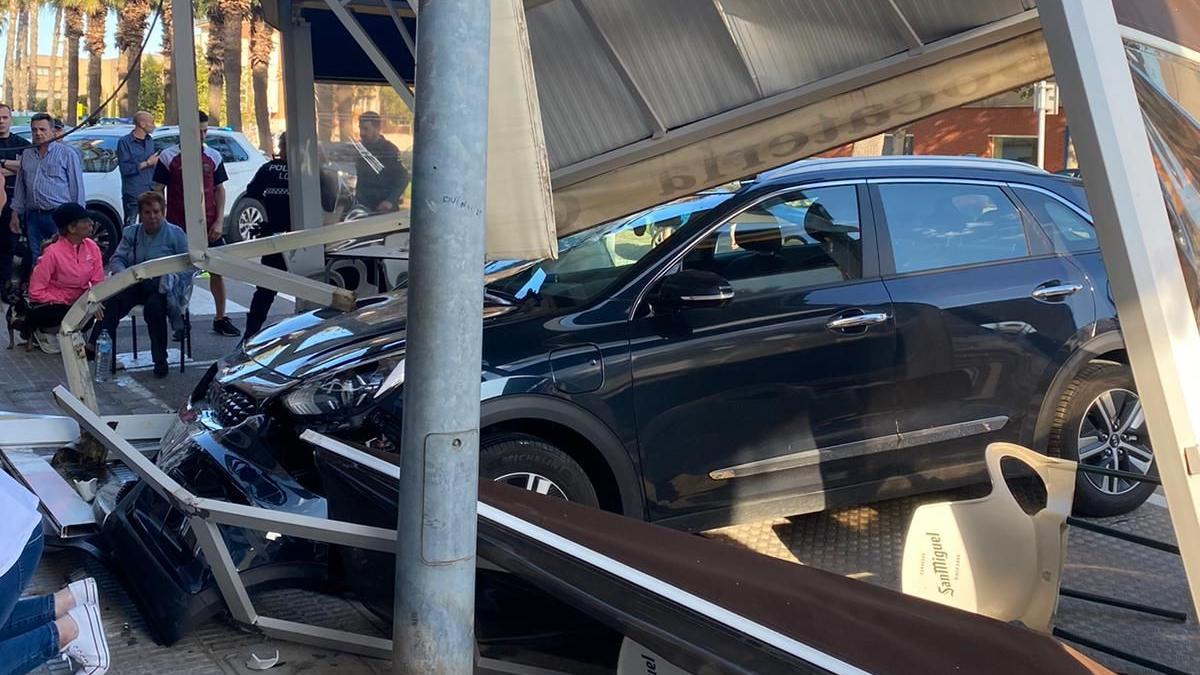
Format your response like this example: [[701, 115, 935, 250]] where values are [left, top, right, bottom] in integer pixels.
[[134, 156, 1151, 533]]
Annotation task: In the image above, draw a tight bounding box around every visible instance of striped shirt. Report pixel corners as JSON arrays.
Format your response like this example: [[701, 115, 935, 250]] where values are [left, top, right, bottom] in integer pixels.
[[12, 141, 85, 213]]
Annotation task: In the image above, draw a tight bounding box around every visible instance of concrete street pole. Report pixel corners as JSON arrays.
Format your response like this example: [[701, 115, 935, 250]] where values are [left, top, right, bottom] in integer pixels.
[[393, 0, 490, 672]]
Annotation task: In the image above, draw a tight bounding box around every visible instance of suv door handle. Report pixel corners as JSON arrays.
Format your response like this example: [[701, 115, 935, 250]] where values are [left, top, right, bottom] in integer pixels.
[[826, 312, 890, 331], [1031, 282, 1083, 301]]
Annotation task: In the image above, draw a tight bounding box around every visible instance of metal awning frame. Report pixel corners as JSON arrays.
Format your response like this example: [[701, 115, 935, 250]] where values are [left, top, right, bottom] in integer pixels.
[[1041, 0, 1200, 619]]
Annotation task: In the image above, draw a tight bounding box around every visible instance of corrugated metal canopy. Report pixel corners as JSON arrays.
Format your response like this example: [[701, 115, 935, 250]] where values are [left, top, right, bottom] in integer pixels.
[[270, 0, 1048, 233]]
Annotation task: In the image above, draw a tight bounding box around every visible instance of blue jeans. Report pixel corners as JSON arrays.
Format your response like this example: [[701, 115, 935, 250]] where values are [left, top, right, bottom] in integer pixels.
[[0, 523, 58, 675], [23, 210, 57, 265]]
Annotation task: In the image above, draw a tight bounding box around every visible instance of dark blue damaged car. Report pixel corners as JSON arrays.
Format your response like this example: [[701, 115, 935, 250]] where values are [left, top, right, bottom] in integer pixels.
[[104, 156, 1153, 641]]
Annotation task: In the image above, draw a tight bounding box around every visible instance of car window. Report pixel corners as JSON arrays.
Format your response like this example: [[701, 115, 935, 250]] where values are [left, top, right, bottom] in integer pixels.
[[877, 182, 1029, 274], [1012, 186, 1097, 253], [484, 192, 732, 307], [152, 134, 248, 162], [206, 135, 249, 162], [683, 185, 862, 287], [64, 137, 119, 173]]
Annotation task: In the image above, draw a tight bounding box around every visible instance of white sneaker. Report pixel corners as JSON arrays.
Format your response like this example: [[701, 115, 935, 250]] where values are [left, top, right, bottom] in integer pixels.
[[62, 604, 110, 675], [68, 577, 98, 608]]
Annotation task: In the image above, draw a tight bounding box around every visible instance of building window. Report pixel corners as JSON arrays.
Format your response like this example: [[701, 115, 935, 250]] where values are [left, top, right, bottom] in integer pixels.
[[991, 135, 1037, 165]]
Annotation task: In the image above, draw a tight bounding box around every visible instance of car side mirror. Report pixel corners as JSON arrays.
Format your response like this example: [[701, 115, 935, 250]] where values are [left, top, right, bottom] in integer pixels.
[[654, 270, 734, 310]]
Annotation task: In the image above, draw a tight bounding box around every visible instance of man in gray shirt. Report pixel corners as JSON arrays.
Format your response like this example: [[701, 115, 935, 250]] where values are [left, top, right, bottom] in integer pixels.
[[11, 113, 85, 263], [116, 111, 159, 223]]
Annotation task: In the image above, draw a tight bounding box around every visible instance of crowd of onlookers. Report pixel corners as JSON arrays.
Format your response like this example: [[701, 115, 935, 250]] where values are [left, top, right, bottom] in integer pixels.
[[0, 105, 409, 380], [0, 104, 411, 675]]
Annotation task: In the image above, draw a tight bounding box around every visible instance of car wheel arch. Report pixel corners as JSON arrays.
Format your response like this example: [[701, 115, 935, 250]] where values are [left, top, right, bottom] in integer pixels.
[[1029, 328, 1127, 454], [479, 394, 645, 518]]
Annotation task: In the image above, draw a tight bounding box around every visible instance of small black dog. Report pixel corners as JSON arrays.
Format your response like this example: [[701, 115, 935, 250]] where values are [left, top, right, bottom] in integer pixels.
[[3, 280, 30, 350]]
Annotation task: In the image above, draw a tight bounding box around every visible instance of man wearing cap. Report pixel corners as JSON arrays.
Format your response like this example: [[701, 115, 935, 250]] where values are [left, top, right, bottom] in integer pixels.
[[11, 113, 85, 265], [355, 111, 409, 214]]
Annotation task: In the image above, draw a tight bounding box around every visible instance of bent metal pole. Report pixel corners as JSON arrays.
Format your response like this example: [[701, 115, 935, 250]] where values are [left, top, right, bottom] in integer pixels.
[[393, 0, 491, 672]]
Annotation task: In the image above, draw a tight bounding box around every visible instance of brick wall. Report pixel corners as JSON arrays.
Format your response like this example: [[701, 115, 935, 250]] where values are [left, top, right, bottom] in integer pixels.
[[821, 107, 1072, 172]]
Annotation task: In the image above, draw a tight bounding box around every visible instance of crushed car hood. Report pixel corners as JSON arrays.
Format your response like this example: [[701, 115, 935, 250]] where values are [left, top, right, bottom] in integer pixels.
[[238, 291, 517, 380]]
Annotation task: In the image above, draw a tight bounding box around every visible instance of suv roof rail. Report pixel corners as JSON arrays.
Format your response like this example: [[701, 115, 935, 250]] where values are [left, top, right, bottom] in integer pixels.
[[756, 155, 1051, 182]]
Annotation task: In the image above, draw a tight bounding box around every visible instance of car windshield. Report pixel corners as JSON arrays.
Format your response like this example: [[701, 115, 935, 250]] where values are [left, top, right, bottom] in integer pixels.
[[486, 192, 733, 307]]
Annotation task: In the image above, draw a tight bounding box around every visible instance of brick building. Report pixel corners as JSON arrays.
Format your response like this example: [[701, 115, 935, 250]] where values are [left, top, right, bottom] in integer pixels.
[[827, 87, 1077, 173]]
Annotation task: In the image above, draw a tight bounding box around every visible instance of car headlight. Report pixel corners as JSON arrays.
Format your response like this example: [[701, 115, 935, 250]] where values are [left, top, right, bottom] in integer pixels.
[[283, 357, 404, 416]]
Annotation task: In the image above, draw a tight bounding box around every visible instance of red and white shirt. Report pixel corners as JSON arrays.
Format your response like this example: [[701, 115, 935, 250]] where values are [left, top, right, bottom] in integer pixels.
[[153, 144, 229, 229]]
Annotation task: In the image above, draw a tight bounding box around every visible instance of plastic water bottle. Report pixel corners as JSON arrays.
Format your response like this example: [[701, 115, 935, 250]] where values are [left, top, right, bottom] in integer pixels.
[[94, 331, 112, 383]]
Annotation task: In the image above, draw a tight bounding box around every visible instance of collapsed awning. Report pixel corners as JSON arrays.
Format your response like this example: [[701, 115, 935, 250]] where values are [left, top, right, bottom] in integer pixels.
[[267, 1, 1050, 241]]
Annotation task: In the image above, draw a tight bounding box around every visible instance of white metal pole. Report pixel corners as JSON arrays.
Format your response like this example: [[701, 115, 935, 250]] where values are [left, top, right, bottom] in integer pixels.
[[393, 0, 490, 672], [278, 1, 325, 280], [1035, 81, 1047, 169], [171, 0, 209, 260], [1040, 0, 1200, 615]]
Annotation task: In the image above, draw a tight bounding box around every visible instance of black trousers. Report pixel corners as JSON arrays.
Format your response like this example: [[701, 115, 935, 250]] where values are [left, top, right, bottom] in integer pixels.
[[23, 303, 71, 338], [244, 253, 287, 338], [90, 281, 169, 367]]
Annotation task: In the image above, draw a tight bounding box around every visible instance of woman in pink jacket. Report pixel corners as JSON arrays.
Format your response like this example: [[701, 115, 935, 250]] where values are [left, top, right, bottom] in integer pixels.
[[23, 203, 104, 346]]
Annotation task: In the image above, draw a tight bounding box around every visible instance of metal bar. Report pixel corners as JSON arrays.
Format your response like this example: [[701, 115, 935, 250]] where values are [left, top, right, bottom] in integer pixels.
[[189, 516, 258, 624], [195, 497, 396, 553], [394, 0, 490, 670], [217, 212, 406, 260], [323, 0, 416, 109], [205, 252, 356, 312], [58, 332, 96, 412], [1067, 516, 1181, 555], [1040, 0, 1200, 617], [884, 0, 925, 51], [257, 616, 392, 660], [1, 450, 97, 538], [1059, 587, 1188, 622], [171, 0, 209, 257], [382, 0, 417, 60], [569, 0, 667, 137], [1035, 81, 1048, 169], [709, 0, 764, 98], [300, 430, 400, 479], [1052, 627, 1190, 675], [1074, 463, 1161, 485], [52, 386, 195, 510], [61, 254, 192, 333], [550, 10, 1042, 189], [279, 4, 326, 279]]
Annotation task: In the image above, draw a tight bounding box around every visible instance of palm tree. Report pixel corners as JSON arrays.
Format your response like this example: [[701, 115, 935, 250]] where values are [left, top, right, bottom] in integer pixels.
[[115, 0, 151, 118], [249, 0, 271, 150], [24, 0, 38, 111], [218, 0, 249, 130], [85, 1, 107, 118], [206, 2, 225, 124], [62, 0, 84, 124], [11, 2, 27, 110], [3, 2, 18, 105], [160, 0, 174, 123], [47, 3, 62, 116]]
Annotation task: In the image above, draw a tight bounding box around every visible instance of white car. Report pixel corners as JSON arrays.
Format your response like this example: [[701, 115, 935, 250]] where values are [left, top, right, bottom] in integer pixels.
[[15, 124, 269, 257]]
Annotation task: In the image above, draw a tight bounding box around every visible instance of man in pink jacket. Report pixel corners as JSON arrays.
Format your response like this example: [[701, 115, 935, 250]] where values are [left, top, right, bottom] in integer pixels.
[[23, 203, 104, 348]]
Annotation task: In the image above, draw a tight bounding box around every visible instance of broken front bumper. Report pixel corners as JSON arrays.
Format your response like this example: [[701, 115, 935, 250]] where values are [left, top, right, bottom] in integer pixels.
[[103, 414, 329, 644]]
